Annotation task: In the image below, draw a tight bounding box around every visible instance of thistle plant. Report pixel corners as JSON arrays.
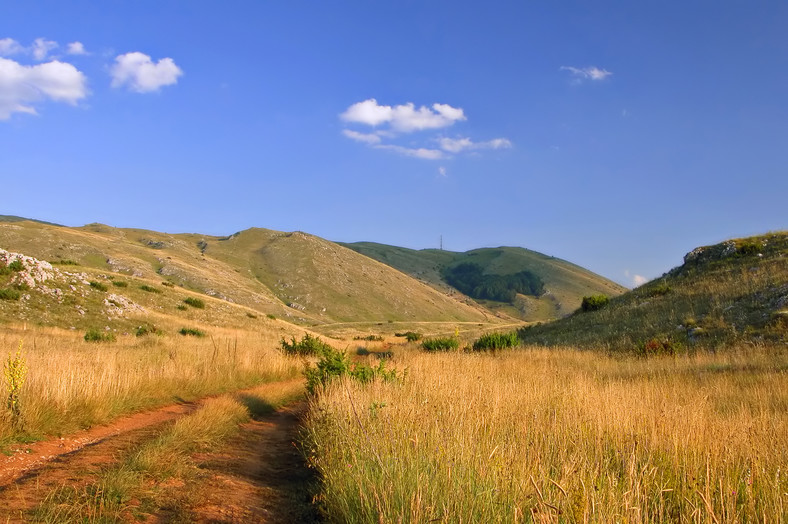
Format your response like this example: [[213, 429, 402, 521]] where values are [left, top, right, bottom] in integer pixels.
[[4, 340, 28, 420]]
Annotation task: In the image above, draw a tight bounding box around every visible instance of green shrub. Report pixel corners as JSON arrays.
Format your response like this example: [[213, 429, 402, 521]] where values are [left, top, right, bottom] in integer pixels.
[[161, 281, 175, 287], [84, 329, 116, 343], [89, 281, 108, 292], [135, 324, 162, 337], [304, 346, 401, 395], [183, 297, 205, 309], [112, 280, 128, 288], [646, 281, 670, 297], [0, 263, 8, 276], [471, 331, 519, 351], [0, 288, 21, 301], [140, 285, 161, 293], [421, 337, 460, 352], [737, 241, 762, 256], [266, 314, 277, 320], [353, 334, 384, 341], [246, 312, 258, 319], [176, 304, 188, 311], [52, 259, 79, 266], [179, 327, 205, 337], [8, 260, 24, 272], [280, 333, 332, 357], [395, 331, 422, 342], [580, 294, 609, 312]]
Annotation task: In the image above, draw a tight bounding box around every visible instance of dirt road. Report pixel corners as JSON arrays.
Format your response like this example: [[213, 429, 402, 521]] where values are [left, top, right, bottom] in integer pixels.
[[0, 388, 318, 523]]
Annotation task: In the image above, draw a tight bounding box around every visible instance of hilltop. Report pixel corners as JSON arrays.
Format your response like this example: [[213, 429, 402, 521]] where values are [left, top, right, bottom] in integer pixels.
[[340, 242, 626, 321], [0, 218, 500, 333], [519, 231, 788, 351]]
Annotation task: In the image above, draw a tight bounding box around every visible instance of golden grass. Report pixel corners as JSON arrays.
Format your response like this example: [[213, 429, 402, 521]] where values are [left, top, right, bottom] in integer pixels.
[[0, 325, 301, 442], [304, 346, 788, 522]]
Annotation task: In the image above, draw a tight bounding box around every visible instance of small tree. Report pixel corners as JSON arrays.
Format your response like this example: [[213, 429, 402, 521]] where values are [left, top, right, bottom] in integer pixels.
[[581, 294, 609, 312]]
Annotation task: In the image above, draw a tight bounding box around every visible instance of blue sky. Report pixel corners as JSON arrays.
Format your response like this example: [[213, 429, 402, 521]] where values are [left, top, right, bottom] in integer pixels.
[[1, 1, 786, 287]]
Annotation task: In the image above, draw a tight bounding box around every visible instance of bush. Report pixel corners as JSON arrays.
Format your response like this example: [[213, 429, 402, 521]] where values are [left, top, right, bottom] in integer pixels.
[[246, 312, 257, 319], [84, 329, 116, 343], [135, 324, 162, 337], [8, 260, 24, 272], [179, 327, 206, 337], [304, 346, 401, 395], [636, 337, 680, 357], [395, 331, 422, 342], [140, 285, 161, 293], [646, 281, 670, 297], [52, 259, 79, 266], [176, 304, 188, 311], [353, 334, 384, 341], [112, 280, 128, 288], [89, 281, 108, 292], [183, 297, 205, 309], [280, 333, 332, 357], [581, 294, 609, 312], [422, 337, 460, 352], [737, 241, 762, 256], [471, 331, 519, 351], [266, 314, 277, 320], [0, 288, 21, 301], [161, 281, 175, 287]]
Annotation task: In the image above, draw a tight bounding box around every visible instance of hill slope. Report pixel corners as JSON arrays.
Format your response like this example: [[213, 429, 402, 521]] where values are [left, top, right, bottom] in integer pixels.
[[519, 232, 788, 350], [0, 220, 497, 328], [340, 242, 626, 321]]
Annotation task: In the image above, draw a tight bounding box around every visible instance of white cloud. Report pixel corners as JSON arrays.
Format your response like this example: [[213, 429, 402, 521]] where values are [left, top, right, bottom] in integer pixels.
[[0, 38, 24, 56], [110, 52, 182, 93], [32, 38, 58, 61], [624, 270, 648, 287], [0, 57, 88, 119], [374, 144, 444, 160], [66, 42, 87, 55], [438, 166, 447, 177], [341, 98, 466, 132], [438, 136, 512, 153], [342, 129, 381, 145], [560, 65, 612, 82]]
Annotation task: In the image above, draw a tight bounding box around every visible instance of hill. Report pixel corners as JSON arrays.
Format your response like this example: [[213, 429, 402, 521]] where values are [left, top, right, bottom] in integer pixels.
[[339, 242, 627, 321], [0, 220, 499, 332], [518, 231, 788, 351]]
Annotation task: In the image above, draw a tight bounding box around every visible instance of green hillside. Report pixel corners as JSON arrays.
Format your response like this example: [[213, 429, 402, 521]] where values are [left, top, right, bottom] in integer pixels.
[[340, 242, 627, 321], [0, 220, 499, 330], [519, 231, 788, 351]]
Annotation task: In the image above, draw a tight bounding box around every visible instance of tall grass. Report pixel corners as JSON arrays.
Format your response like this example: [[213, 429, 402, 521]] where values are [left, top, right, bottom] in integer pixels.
[[0, 327, 300, 442], [303, 346, 788, 522]]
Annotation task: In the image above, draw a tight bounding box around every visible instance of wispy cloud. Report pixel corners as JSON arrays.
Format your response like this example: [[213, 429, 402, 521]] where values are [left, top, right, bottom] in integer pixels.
[[32, 38, 58, 61], [438, 166, 447, 177], [374, 144, 444, 160], [110, 52, 183, 93], [66, 42, 87, 55], [0, 56, 88, 119], [438, 136, 512, 153], [342, 129, 381, 145], [560, 65, 612, 82], [0, 38, 24, 57]]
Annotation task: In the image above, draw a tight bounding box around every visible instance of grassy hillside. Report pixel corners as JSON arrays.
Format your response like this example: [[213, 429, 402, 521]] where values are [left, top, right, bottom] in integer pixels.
[[519, 231, 788, 351], [0, 220, 499, 330], [340, 242, 627, 321]]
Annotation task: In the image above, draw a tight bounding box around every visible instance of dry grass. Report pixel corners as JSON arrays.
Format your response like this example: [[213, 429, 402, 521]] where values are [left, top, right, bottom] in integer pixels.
[[304, 345, 788, 522], [0, 325, 301, 442], [35, 380, 306, 523]]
